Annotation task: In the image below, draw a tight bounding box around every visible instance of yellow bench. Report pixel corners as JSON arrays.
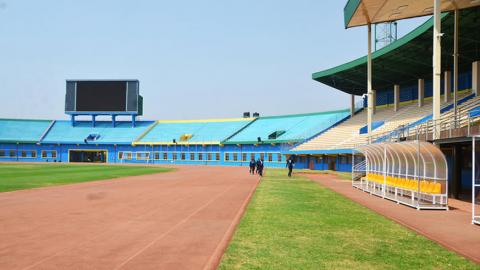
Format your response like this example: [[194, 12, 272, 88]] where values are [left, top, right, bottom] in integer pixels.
[[365, 174, 442, 195]]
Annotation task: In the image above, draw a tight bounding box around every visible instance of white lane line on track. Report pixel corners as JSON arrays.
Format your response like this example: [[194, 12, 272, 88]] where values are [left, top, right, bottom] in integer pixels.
[[18, 168, 207, 270], [114, 184, 236, 270], [20, 191, 191, 270], [201, 178, 260, 270]]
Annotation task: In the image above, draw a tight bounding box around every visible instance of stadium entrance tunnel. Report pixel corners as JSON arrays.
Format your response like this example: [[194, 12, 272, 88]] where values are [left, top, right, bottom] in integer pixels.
[[69, 150, 107, 163]]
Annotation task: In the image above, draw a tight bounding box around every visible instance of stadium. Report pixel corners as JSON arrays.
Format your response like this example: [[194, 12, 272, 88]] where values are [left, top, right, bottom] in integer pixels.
[[1, 1, 480, 269]]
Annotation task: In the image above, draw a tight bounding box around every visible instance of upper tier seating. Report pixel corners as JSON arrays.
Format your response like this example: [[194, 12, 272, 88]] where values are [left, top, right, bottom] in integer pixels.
[[294, 91, 472, 151], [0, 119, 53, 143], [136, 118, 253, 144], [41, 121, 155, 144], [224, 110, 350, 144]]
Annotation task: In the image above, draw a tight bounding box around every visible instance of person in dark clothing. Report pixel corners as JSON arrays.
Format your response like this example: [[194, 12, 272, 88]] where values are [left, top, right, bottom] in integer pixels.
[[256, 158, 264, 176], [259, 158, 265, 176], [286, 158, 295, 177], [249, 158, 256, 174]]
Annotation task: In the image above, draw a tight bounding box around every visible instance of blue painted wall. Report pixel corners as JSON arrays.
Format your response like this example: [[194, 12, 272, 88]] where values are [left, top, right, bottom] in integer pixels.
[[290, 154, 352, 172], [370, 70, 472, 107], [0, 143, 291, 168]]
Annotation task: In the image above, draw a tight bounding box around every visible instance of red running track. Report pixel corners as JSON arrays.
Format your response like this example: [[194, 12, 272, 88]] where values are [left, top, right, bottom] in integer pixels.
[[0, 166, 259, 270]]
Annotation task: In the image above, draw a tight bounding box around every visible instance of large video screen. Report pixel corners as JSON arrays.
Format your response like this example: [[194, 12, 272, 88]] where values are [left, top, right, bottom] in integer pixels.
[[75, 81, 127, 112]]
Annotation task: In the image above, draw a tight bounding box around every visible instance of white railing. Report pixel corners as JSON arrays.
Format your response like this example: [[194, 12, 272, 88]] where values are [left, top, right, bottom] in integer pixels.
[[368, 108, 480, 143]]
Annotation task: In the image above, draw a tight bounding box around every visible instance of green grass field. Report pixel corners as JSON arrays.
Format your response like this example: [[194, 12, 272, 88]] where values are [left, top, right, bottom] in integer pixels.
[[0, 163, 173, 192], [219, 169, 479, 270], [297, 169, 352, 180]]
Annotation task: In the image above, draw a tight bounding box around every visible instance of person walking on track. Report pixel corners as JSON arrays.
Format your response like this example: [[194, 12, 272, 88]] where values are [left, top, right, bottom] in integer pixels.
[[256, 158, 264, 176], [259, 158, 264, 176], [286, 157, 295, 177], [249, 158, 256, 175]]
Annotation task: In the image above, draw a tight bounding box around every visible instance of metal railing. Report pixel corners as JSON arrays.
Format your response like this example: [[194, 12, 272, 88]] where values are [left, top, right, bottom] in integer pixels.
[[367, 109, 480, 143]]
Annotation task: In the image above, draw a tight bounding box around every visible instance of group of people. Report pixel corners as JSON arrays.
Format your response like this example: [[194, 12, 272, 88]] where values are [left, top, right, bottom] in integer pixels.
[[249, 158, 264, 176], [249, 156, 296, 177]]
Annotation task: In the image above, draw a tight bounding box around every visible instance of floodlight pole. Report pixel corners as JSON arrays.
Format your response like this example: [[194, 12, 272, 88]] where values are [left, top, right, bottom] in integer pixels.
[[367, 23, 373, 142], [453, 9, 459, 125], [432, 0, 442, 140]]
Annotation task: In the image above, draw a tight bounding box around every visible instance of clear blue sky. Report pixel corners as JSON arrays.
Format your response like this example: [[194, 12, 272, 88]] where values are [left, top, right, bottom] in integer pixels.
[[0, 0, 427, 120]]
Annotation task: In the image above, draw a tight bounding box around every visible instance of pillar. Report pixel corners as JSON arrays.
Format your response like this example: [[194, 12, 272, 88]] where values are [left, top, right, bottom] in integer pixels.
[[132, 115, 136, 127], [372, 90, 376, 114], [473, 61, 480, 96], [453, 9, 459, 118], [367, 24, 373, 140], [394, 84, 400, 111], [432, 0, 442, 139], [350, 94, 355, 117], [444, 71, 451, 102], [418, 79, 425, 107]]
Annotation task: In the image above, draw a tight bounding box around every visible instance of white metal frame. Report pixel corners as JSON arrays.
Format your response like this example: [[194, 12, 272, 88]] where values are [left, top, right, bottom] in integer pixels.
[[472, 136, 480, 225], [354, 141, 448, 210]]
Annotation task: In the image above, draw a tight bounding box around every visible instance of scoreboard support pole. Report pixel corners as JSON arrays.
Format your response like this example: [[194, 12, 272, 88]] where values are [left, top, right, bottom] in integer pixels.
[[92, 115, 97, 127], [132, 115, 136, 127], [71, 115, 76, 127], [112, 115, 117, 127]]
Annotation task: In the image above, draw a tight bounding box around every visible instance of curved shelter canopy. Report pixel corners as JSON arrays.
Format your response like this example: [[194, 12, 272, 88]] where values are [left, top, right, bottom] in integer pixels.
[[344, 0, 480, 28], [314, 7, 480, 95], [356, 141, 447, 180]]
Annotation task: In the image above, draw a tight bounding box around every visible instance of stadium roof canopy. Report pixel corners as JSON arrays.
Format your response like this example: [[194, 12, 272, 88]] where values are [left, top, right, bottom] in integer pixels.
[[344, 0, 480, 28], [314, 7, 480, 96]]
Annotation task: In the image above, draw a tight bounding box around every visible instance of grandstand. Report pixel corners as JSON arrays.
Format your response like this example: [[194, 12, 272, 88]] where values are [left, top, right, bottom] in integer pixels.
[[225, 110, 350, 145], [0, 109, 349, 167], [293, 91, 472, 151], [0, 119, 54, 143], [284, 2, 480, 218], [42, 120, 155, 145], [134, 118, 253, 145]]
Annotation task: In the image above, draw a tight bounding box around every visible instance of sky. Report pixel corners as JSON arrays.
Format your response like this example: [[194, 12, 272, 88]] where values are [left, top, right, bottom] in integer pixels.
[[0, 0, 428, 121]]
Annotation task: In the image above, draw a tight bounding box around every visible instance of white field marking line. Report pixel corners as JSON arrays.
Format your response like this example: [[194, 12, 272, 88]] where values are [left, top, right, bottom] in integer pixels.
[[114, 184, 236, 270], [201, 178, 260, 270], [20, 192, 192, 270]]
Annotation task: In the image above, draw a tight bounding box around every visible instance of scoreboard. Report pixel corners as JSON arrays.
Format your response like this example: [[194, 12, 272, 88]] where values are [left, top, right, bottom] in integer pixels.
[[65, 80, 142, 115]]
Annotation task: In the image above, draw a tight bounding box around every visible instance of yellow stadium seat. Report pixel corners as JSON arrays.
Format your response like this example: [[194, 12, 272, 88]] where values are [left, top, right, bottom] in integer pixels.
[[425, 182, 435, 194], [393, 178, 400, 187], [420, 181, 428, 193], [386, 176, 393, 185], [406, 180, 414, 190], [412, 180, 419, 191], [431, 183, 442, 194]]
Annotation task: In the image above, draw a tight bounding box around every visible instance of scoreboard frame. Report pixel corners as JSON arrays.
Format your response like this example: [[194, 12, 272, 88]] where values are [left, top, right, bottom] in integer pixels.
[[65, 80, 143, 116]]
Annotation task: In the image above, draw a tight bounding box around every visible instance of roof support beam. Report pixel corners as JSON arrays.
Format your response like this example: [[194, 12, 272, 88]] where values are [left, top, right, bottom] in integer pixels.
[[444, 70, 451, 102], [350, 94, 355, 117], [367, 23, 373, 141], [473, 61, 480, 96], [418, 78, 425, 107], [433, 0, 442, 140], [394, 84, 400, 111], [453, 9, 459, 123]]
